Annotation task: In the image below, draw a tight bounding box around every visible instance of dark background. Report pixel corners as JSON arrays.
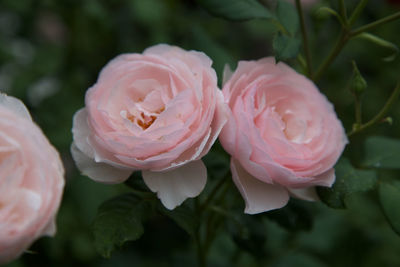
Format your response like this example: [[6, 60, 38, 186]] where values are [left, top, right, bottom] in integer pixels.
[[1, 0, 400, 266]]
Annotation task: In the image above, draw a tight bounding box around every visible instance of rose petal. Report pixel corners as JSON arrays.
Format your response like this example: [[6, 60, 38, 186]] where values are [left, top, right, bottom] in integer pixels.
[[231, 159, 289, 214], [142, 160, 207, 210], [0, 93, 32, 120], [222, 64, 233, 86], [42, 218, 57, 236], [70, 143, 132, 184], [199, 90, 229, 158], [71, 108, 94, 158], [287, 187, 319, 201], [312, 168, 336, 187]]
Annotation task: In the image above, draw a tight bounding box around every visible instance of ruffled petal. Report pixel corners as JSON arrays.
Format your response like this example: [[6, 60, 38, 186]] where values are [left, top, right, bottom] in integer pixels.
[[71, 108, 94, 158], [70, 143, 132, 184], [230, 159, 289, 214], [142, 160, 207, 210], [0, 93, 32, 120], [287, 187, 319, 201]]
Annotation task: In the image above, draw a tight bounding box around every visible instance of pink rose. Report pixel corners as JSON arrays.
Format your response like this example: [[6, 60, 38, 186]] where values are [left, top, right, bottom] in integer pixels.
[[220, 58, 347, 214], [0, 94, 65, 264], [71, 44, 228, 210]]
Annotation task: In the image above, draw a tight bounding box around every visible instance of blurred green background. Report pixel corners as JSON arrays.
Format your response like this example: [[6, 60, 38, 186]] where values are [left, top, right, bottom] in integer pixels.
[[1, 0, 400, 266]]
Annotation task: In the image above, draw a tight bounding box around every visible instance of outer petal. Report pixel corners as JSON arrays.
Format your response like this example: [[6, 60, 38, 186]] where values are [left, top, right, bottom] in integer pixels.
[[198, 90, 229, 158], [287, 187, 319, 201], [70, 143, 132, 184], [231, 159, 289, 214], [0, 93, 32, 120], [72, 108, 94, 157], [312, 168, 336, 187], [142, 160, 207, 210], [222, 64, 233, 86]]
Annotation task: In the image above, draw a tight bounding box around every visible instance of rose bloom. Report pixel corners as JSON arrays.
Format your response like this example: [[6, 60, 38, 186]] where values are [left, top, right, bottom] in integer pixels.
[[0, 94, 65, 264], [220, 58, 347, 214], [71, 44, 228, 210]]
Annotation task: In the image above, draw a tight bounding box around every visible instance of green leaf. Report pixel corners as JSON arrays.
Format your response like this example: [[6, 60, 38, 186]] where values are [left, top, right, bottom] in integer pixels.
[[197, 0, 274, 21], [273, 33, 301, 61], [158, 204, 197, 236], [363, 136, 400, 169], [227, 215, 266, 257], [266, 200, 312, 231], [92, 194, 153, 258], [379, 181, 400, 235], [276, 0, 299, 35], [317, 158, 377, 209]]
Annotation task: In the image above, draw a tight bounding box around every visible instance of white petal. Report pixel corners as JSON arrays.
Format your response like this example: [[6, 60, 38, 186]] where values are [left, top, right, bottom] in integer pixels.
[[71, 108, 95, 158], [70, 143, 132, 184], [287, 187, 319, 201], [231, 159, 289, 214], [142, 160, 207, 210], [313, 168, 336, 187], [222, 64, 233, 86], [0, 93, 31, 120], [42, 218, 57, 236]]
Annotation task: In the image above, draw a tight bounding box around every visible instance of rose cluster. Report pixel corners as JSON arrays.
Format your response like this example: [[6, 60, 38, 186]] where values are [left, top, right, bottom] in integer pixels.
[[72, 44, 347, 213], [1, 43, 347, 264]]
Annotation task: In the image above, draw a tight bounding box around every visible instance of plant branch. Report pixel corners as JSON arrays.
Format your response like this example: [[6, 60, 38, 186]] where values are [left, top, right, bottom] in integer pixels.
[[200, 174, 229, 211], [348, 83, 400, 137], [338, 0, 348, 25], [354, 97, 362, 125], [195, 198, 206, 267], [313, 30, 350, 82], [348, 0, 369, 26], [295, 0, 313, 78], [351, 11, 400, 37]]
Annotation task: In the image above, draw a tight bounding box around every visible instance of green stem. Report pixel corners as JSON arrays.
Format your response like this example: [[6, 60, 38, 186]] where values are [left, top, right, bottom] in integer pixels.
[[347, 83, 400, 137], [295, 0, 313, 78], [313, 30, 350, 82], [200, 175, 228, 212], [354, 96, 362, 125], [195, 198, 206, 267], [339, 0, 348, 25], [348, 0, 369, 26], [194, 173, 231, 266], [351, 11, 400, 37]]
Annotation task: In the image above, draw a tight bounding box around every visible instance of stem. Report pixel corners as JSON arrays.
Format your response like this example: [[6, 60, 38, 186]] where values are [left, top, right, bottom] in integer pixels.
[[295, 0, 313, 78], [348, 0, 369, 26], [195, 198, 206, 267], [200, 176, 228, 212], [354, 96, 362, 125], [313, 30, 350, 82], [203, 182, 231, 253], [338, 0, 348, 25], [194, 174, 230, 266], [347, 83, 400, 137], [351, 11, 400, 37]]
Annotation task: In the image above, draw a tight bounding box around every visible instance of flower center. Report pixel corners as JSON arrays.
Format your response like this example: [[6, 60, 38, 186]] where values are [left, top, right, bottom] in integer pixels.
[[282, 112, 307, 144], [123, 107, 165, 130]]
